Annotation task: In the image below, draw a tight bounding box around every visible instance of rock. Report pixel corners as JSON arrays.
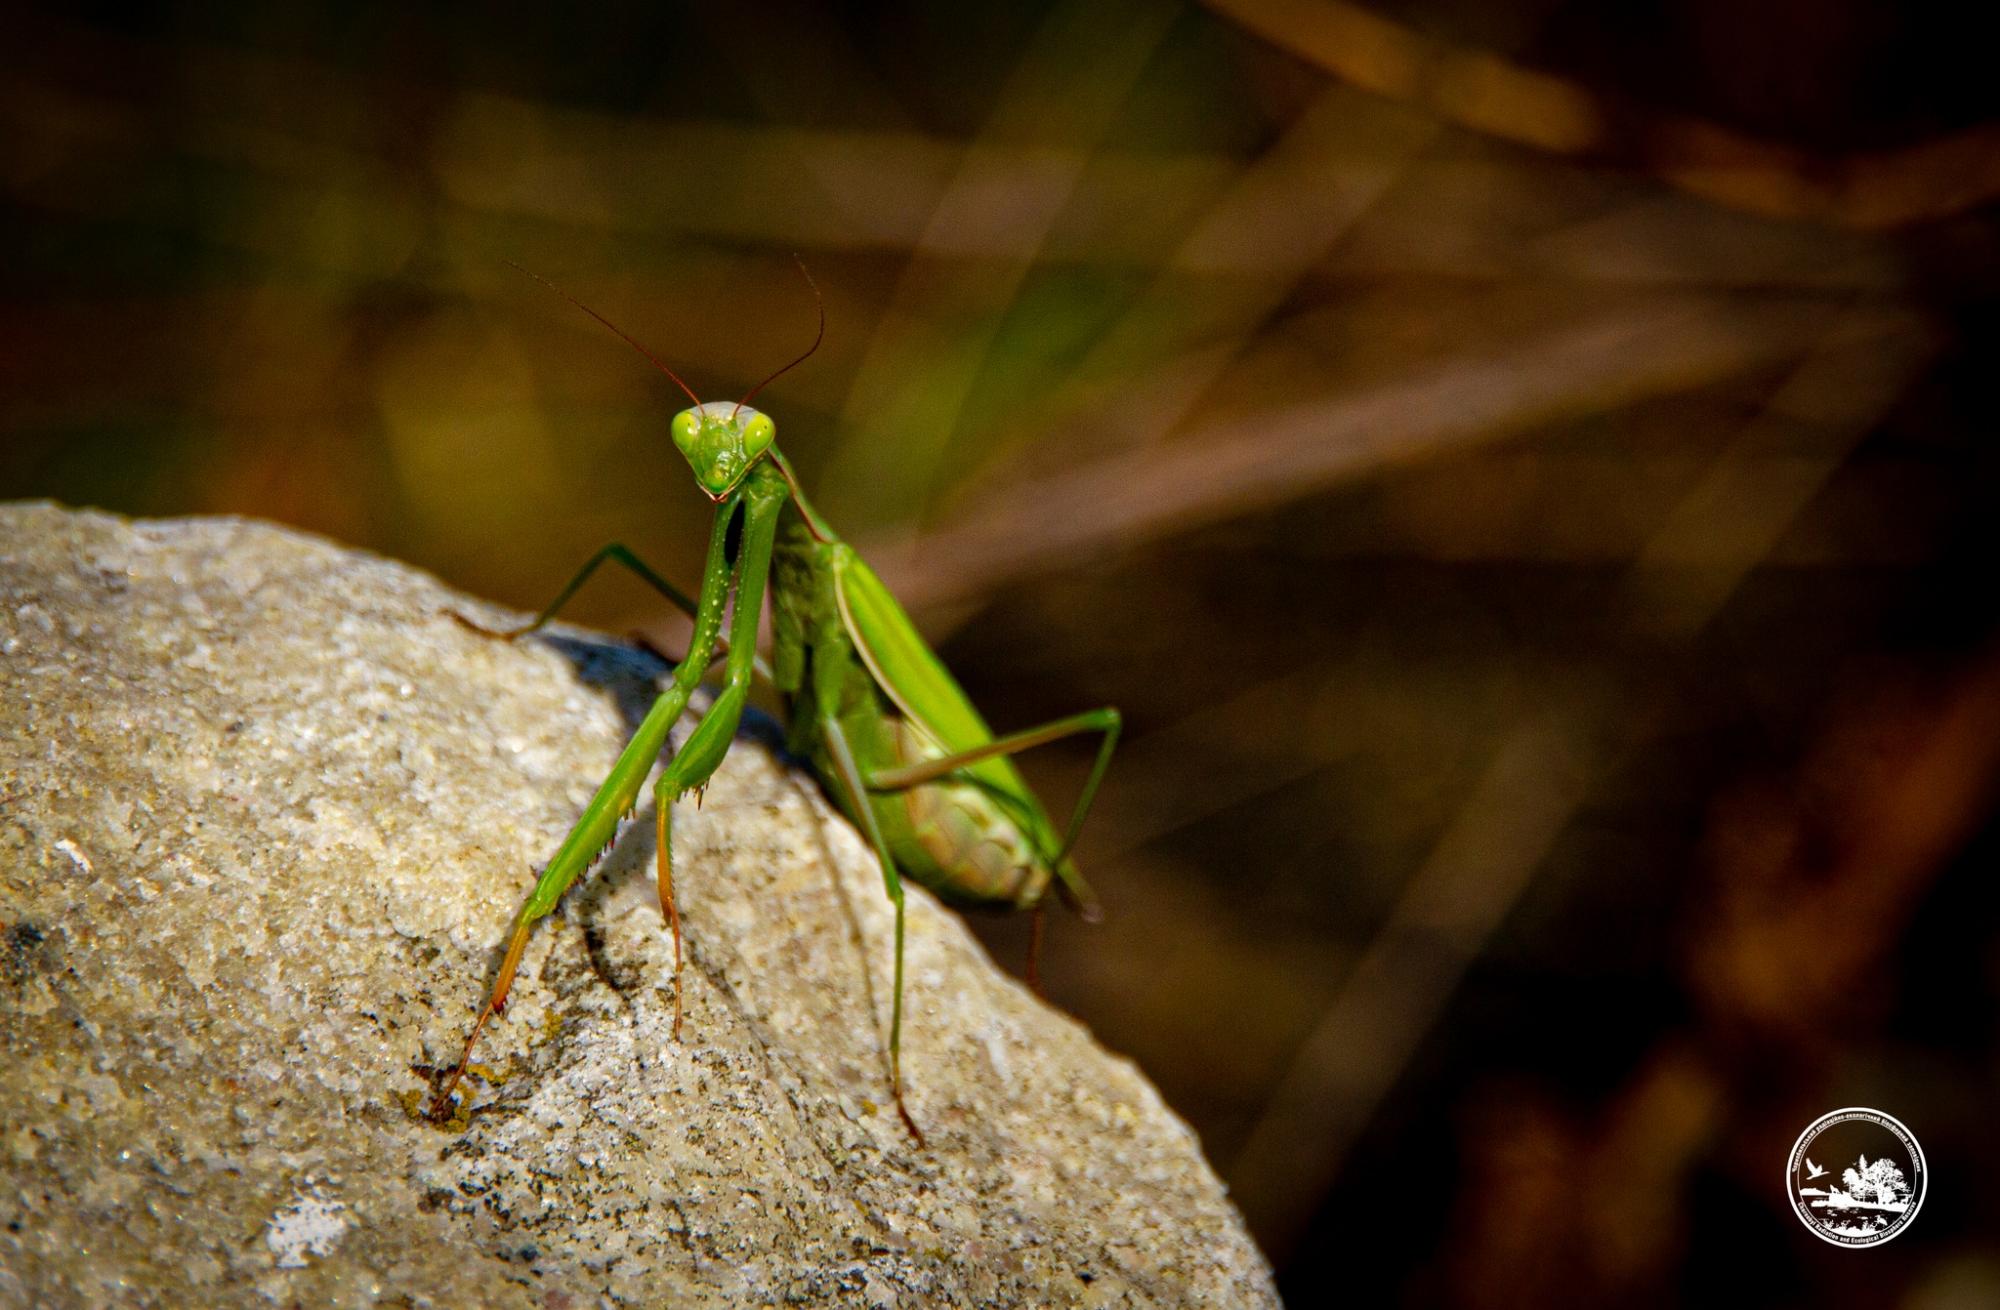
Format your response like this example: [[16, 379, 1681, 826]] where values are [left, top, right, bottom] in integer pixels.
[[0, 503, 1276, 1308]]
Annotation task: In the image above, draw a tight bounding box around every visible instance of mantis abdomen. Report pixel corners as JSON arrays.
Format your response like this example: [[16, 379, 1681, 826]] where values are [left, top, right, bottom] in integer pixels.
[[875, 717, 1053, 910]]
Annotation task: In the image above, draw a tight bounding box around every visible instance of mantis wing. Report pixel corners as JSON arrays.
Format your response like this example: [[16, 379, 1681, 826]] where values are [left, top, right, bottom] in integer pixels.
[[831, 549, 1057, 836]]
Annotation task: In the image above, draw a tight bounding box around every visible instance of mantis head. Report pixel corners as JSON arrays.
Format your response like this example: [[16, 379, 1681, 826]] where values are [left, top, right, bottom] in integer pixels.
[[671, 402, 775, 501]]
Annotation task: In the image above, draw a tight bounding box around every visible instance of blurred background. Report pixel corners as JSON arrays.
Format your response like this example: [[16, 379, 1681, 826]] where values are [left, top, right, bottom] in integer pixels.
[[5, 1, 1998, 1303]]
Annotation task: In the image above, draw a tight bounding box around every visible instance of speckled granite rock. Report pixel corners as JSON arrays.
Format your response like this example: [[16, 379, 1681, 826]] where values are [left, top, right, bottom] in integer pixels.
[[0, 503, 1276, 1309]]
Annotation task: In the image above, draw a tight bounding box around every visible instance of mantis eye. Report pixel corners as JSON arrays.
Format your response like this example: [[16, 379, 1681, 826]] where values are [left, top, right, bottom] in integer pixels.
[[742, 412, 775, 459], [670, 410, 700, 453]]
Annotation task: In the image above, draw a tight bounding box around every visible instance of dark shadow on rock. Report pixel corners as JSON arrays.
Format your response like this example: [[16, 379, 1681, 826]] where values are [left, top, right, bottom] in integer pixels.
[[534, 631, 794, 757], [535, 632, 675, 729]]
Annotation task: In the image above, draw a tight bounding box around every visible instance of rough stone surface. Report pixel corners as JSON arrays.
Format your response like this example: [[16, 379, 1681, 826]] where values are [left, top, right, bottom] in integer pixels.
[[0, 503, 1278, 1308]]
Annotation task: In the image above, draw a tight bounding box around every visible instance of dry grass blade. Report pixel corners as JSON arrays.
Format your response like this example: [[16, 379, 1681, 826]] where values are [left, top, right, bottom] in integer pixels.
[[876, 296, 1918, 610], [1202, 0, 2000, 229]]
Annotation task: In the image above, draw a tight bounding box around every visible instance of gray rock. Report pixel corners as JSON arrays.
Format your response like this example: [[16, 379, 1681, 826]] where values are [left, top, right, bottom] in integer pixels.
[[0, 503, 1277, 1308]]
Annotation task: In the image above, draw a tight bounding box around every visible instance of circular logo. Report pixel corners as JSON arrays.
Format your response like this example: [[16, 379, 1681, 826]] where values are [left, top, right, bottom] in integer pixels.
[[1787, 1107, 1925, 1247]]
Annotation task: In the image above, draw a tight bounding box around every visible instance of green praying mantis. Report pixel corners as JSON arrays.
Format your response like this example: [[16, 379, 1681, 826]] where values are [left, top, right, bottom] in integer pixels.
[[426, 267, 1122, 1142]]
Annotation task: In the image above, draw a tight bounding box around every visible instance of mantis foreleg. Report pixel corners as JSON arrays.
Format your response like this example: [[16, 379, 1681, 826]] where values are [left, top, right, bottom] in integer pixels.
[[646, 479, 785, 1040], [428, 505, 742, 1120]]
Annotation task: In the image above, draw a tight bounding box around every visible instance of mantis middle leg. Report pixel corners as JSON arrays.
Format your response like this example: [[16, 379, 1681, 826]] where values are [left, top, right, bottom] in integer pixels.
[[453, 542, 701, 639], [818, 712, 925, 1146], [454, 540, 775, 681]]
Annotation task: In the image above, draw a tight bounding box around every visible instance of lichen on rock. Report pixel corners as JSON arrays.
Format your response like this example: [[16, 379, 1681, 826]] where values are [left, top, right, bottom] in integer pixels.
[[0, 503, 1276, 1308]]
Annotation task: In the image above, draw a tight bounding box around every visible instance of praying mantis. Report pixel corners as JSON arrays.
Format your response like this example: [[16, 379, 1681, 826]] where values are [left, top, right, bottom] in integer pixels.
[[426, 267, 1122, 1142]]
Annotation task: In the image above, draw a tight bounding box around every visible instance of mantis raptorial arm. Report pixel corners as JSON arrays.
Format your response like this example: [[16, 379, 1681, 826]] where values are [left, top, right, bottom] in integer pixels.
[[427, 497, 741, 1120], [647, 476, 786, 1038]]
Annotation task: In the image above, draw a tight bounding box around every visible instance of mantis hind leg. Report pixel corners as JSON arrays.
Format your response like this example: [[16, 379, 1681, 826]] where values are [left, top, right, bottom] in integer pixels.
[[819, 714, 925, 1146], [1025, 902, 1047, 998], [863, 707, 1119, 993], [865, 706, 1123, 914]]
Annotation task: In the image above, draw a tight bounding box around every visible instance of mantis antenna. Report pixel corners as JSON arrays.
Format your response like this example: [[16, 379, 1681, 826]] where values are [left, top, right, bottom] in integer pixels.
[[504, 260, 703, 409], [734, 255, 824, 421]]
